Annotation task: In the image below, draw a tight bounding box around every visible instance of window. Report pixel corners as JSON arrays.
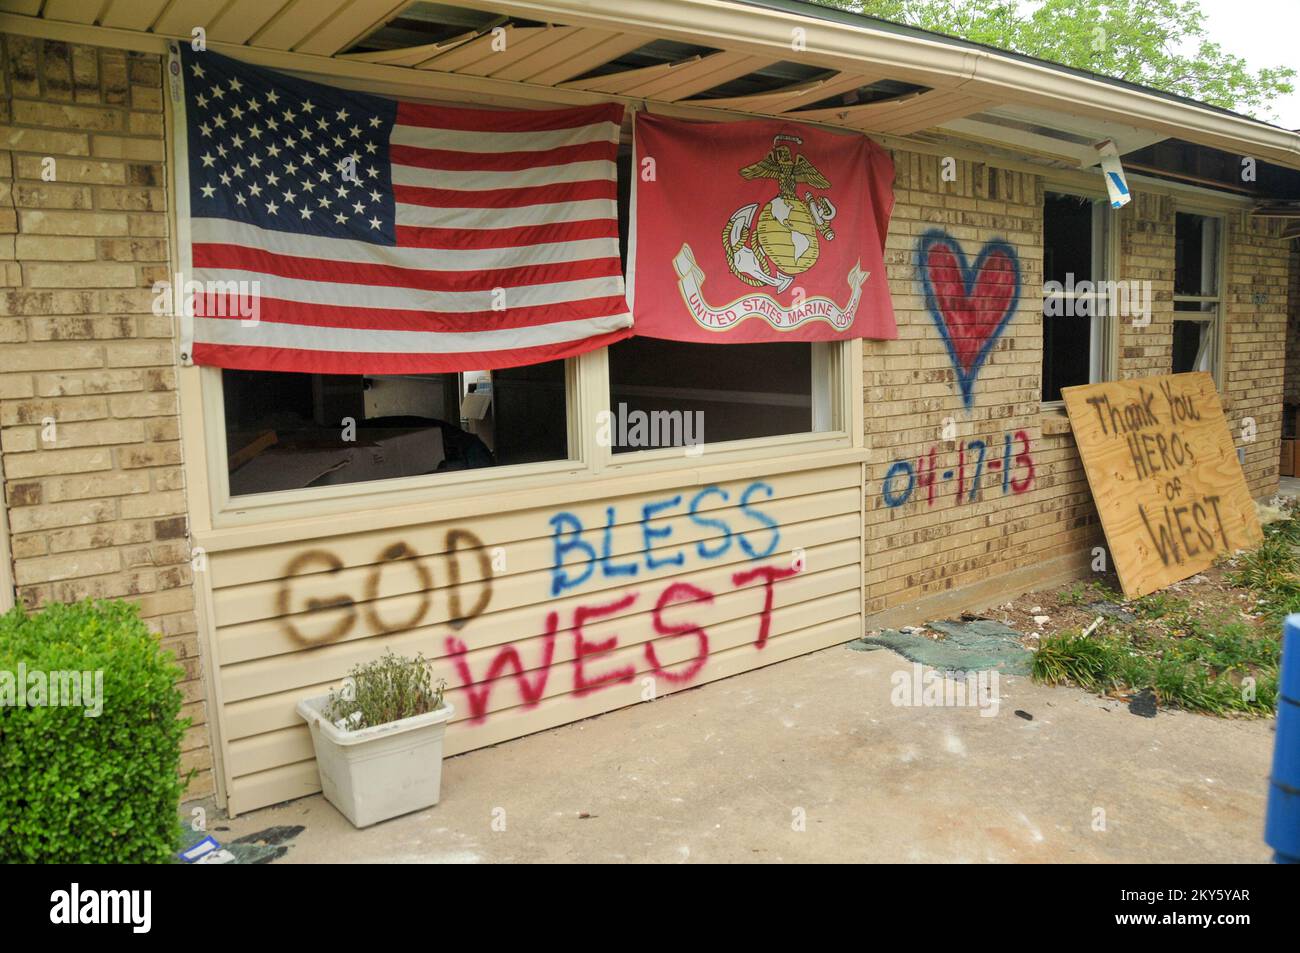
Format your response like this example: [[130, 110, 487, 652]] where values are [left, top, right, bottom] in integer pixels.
[[606, 149, 836, 455], [606, 338, 834, 453], [1041, 191, 1112, 403], [221, 362, 568, 496], [1172, 212, 1222, 377]]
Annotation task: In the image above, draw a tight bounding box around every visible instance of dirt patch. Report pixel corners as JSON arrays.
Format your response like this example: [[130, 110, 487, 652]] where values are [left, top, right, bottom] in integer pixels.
[[984, 560, 1271, 652]]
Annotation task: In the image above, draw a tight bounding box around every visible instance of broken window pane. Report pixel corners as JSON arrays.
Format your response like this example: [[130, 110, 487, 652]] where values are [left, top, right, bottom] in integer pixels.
[[1175, 212, 1219, 296], [1172, 302, 1216, 374], [606, 337, 823, 452], [1041, 191, 1107, 403], [1172, 212, 1221, 378], [222, 362, 567, 496]]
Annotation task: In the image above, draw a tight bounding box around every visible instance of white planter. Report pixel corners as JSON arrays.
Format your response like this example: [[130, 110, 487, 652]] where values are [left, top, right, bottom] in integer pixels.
[[296, 694, 455, 828]]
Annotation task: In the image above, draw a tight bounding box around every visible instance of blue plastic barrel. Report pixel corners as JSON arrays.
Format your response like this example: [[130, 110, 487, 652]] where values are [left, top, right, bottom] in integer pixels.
[[1266, 615, 1300, 863]]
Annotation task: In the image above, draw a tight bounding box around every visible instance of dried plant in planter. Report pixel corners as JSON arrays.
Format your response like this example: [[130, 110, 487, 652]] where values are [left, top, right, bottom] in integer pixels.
[[323, 650, 447, 731]]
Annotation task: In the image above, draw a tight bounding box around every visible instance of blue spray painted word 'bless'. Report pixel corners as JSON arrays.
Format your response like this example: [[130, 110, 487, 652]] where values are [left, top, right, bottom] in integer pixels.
[[549, 482, 781, 596]]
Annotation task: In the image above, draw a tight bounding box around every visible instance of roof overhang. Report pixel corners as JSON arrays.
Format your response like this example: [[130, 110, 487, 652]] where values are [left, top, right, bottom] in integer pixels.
[[3, 0, 1298, 172]]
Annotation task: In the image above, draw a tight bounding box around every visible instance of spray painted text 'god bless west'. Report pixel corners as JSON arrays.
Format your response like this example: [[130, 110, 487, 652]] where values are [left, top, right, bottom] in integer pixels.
[[275, 482, 799, 723]]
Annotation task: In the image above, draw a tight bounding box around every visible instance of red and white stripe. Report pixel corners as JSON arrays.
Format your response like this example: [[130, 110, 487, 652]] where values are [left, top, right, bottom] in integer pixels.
[[190, 102, 632, 374]]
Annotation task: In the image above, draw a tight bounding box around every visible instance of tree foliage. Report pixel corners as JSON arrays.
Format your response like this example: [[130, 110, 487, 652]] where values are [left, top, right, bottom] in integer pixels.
[[823, 0, 1294, 118]]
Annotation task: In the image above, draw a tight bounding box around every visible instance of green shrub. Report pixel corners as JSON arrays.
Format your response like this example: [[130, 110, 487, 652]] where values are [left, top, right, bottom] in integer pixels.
[[0, 599, 189, 863]]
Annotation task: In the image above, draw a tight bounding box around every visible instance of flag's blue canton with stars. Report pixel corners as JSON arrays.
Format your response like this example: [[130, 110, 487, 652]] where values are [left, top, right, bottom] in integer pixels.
[[182, 48, 398, 245]]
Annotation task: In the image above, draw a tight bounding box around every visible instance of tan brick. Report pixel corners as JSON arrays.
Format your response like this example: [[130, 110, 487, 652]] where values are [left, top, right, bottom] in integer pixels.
[[15, 155, 125, 184], [2, 445, 112, 479], [91, 134, 163, 161], [28, 315, 136, 341], [0, 396, 106, 425], [41, 40, 74, 102], [8, 497, 115, 533], [0, 343, 102, 372], [13, 182, 93, 209], [120, 490, 186, 520], [99, 237, 168, 261], [0, 290, 99, 316], [46, 520, 150, 554], [96, 186, 165, 212], [43, 469, 151, 502], [6, 36, 40, 98], [117, 442, 182, 469], [1, 429, 38, 452], [53, 572, 152, 602], [109, 391, 177, 417], [0, 375, 36, 400], [144, 417, 179, 442], [14, 235, 97, 260], [132, 586, 194, 618], [10, 534, 48, 559], [18, 209, 128, 236], [106, 341, 174, 366], [25, 262, 137, 288], [0, 124, 89, 155], [0, 318, 26, 343], [13, 549, 121, 585], [71, 45, 99, 103], [124, 212, 167, 237], [11, 100, 124, 132], [35, 368, 143, 396], [43, 418, 145, 448], [101, 288, 159, 314]]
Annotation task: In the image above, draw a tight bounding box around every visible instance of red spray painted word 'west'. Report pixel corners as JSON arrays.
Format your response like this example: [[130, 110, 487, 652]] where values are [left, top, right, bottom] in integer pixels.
[[447, 482, 795, 723]]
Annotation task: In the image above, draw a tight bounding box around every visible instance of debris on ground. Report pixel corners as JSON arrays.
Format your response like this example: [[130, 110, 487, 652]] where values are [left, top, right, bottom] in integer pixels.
[[1256, 500, 1290, 526], [1129, 689, 1158, 719], [1014, 710, 1033, 721], [848, 618, 1032, 675], [1084, 599, 1136, 623], [176, 823, 305, 864]]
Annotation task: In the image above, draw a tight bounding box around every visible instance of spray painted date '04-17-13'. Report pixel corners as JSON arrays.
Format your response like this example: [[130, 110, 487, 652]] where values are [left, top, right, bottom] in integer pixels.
[[882, 429, 1035, 508]]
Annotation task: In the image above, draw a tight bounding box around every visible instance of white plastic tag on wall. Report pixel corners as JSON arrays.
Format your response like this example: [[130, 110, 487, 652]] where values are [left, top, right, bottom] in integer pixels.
[[1094, 139, 1131, 209]]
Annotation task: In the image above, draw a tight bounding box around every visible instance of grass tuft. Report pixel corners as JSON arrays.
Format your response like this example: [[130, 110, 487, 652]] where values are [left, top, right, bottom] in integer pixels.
[[1031, 510, 1296, 716]]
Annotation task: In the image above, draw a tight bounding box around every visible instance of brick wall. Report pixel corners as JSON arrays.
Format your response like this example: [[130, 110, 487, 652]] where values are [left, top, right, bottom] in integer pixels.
[[1282, 245, 1300, 421], [866, 150, 1291, 610], [0, 36, 213, 800], [1115, 191, 1175, 379], [864, 153, 1100, 612], [1225, 211, 1290, 495]]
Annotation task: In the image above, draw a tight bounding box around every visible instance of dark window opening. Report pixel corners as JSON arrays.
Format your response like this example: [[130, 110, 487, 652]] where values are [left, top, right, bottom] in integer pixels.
[[1175, 211, 1218, 296], [1041, 192, 1103, 403], [607, 338, 816, 452], [1172, 213, 1220, 376], [222, 362, 567, 496]]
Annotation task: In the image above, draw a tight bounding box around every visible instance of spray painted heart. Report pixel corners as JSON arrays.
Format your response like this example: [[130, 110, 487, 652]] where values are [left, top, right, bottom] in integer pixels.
[[917, 230, 1021, 408]]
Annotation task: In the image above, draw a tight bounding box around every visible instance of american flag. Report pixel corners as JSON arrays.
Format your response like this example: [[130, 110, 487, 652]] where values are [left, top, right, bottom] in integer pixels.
[[178, 49, 633, 374]]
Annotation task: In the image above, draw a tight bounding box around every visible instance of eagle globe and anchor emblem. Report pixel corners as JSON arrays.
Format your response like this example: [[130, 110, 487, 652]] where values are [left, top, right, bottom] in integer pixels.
[[672, 133, 868, 332]]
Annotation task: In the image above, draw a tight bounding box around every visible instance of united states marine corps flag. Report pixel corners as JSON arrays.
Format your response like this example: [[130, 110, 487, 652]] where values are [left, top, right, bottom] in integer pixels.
[[628, 113, 898, 343]]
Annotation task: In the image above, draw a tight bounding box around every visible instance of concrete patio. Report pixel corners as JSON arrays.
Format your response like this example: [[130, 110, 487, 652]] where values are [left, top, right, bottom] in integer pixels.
[[218, 641, 1275, 863]]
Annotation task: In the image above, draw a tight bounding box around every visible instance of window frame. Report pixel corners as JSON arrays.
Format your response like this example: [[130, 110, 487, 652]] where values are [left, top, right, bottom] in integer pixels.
[[1040, 185, 1118, 409], [197, 339, 858, 527], [1171, 207, 1226, 386]]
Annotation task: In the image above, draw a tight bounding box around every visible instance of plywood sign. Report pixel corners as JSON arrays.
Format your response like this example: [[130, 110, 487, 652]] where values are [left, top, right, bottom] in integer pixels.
[[1062, 372, 1262, 598]]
